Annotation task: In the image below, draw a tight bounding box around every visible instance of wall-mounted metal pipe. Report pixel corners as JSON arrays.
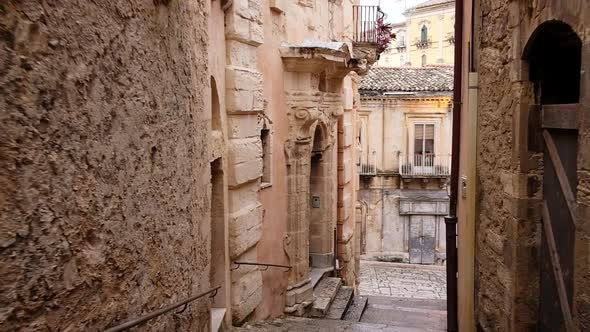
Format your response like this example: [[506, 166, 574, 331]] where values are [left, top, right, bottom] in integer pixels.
[[446, 0, 464, 330]]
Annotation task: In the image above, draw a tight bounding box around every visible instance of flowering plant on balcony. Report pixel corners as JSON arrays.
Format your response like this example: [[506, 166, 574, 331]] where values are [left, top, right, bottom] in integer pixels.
[[376, 17, 395, 53]]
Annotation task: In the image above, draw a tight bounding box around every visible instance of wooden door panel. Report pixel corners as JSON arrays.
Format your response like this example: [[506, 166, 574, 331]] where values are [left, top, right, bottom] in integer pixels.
[[421, 216, 436, 264], [409, 216, 422, 264], [539, 127, 577, 332]]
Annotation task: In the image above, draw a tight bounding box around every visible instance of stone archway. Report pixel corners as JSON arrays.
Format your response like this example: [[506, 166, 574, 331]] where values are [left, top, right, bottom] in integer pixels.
[[283, 92, 341, 313], [523, 20, 582, 332]]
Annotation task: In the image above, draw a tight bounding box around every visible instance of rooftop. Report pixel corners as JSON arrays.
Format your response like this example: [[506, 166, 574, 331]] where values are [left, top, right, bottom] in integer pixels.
[[412, 0, 455, 11], [359, 66, 454, 95]]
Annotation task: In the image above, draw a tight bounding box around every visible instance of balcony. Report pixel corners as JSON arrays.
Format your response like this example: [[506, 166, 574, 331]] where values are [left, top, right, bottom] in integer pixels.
[[358, 151, 377, 176], [353, 5, 384, 44], [399, 154, 451, 178], [415, 39, 432, 49]]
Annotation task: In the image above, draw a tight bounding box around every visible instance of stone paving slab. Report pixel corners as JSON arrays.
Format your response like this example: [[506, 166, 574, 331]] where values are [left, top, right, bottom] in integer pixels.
[[234, 316, 441, 332], [360, 303, 446, 331], [343, 295, 368, 322], [325, 286, 354, 320], [365, 295, 446, 311], [358, 260, 446, 300]]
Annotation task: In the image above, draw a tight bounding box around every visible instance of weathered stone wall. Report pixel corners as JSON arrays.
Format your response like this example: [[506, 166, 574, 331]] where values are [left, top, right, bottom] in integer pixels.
[[474, 0, 590, 330], [0, 1, 212, 331]]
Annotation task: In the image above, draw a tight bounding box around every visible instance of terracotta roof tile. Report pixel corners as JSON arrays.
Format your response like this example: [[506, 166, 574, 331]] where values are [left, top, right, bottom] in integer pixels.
[[360, 66, 454, 94]]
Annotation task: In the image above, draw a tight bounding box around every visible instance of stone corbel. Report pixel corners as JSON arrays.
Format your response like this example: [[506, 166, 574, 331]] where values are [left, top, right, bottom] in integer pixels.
[[351, 45, 380, 75]]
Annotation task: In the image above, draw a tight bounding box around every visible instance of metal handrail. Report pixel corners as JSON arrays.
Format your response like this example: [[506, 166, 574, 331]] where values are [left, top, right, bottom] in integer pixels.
[[230, 261, 292, 271], [104, 286, 221, 332]]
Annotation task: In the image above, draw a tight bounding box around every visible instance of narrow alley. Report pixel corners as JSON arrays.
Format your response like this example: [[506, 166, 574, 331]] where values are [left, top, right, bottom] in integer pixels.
[[2, 0, 589, 331], [237, 261, 446, 331]]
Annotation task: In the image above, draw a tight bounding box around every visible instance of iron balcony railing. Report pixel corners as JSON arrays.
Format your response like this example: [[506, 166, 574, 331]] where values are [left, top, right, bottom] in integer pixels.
[[399, 154, 451, 177], [358, 150, 377, 176], [353, 5, 385, 43]]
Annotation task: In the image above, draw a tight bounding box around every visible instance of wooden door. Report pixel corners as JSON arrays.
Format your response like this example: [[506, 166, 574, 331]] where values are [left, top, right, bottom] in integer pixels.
[[538, 104, 579, 332], [409, 215, 436, 264]]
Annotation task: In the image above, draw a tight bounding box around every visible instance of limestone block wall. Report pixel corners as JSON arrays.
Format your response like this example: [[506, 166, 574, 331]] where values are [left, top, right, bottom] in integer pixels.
[[468, 1, 590, 330], [0, 1, 212, 331], [223, 0, 265, 324], [338, 74, 360, 286]]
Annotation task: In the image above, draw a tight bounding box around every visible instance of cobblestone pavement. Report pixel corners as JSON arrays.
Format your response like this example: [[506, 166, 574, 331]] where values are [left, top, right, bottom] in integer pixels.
[[235, 316, 443, 332], [358, 260, 446, 300]]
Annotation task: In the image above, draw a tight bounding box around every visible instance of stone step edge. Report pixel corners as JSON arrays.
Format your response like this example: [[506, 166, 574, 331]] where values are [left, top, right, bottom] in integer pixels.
[[343, 295, 368, 322], [309, 277, 343, 318], [325, 286, 354, 320], [310, 267, 335, 289]]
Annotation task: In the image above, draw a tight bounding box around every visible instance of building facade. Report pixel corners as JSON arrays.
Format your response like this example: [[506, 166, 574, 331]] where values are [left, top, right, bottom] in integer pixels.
[[210, 0, 384, 324], [378, 0, 455, 68], [357, 66, 453, 264], [455, 0, 590, 331]]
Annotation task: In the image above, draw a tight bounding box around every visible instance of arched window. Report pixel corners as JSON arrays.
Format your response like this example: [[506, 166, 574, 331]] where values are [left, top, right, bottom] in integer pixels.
[[398, 31, 406, 47], [421, 25, 428, 42], [421, 54, 427, 66], [400, 54, 405, 66]]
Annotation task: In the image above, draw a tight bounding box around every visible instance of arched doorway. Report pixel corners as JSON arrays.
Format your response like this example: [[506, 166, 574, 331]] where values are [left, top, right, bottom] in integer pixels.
[[523, 20, 581, 331], [308, 125, 332, 268]]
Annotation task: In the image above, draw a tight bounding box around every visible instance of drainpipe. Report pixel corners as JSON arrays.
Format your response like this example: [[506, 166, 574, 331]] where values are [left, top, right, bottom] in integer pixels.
[[381, 98, 386, 253], [445, 0, 463, 331]]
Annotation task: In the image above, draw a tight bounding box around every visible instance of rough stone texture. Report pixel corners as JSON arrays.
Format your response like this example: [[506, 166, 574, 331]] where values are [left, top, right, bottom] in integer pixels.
[[0, 1, 211, 331], [473, 1, 590, 331]]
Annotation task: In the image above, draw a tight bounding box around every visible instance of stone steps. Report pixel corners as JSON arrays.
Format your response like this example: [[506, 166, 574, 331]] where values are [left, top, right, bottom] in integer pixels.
[[310, 267, 334, 289], [343, 295, 368, 322], [325, 286, 354, 320], [309, 277, 342, 317]]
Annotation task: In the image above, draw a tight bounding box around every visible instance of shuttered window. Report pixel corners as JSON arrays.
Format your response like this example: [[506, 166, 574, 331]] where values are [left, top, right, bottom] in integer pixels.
[[415, 124, 434, 155]]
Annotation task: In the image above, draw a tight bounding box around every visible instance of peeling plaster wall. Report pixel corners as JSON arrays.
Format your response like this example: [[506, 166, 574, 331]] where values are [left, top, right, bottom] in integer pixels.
[[0, 1, 211, 331], [471, 1, 590, 330]]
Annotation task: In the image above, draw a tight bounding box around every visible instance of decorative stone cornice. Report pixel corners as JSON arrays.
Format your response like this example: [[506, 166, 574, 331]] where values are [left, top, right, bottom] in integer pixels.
[[280, 41, 353, 79]]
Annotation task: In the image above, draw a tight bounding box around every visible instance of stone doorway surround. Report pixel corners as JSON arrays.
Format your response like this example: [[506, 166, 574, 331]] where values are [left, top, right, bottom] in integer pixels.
[[280, 42, 353, 314]]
